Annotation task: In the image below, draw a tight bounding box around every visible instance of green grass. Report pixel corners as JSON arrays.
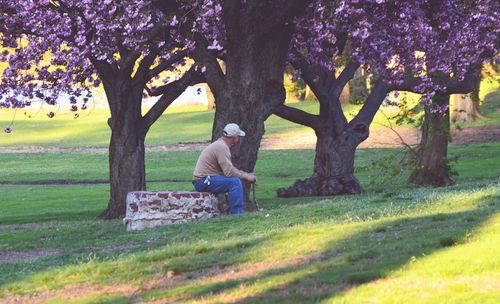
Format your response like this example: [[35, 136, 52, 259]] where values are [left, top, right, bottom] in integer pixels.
[[0, 78, 498, 302], [0, 183, 498, 303], [0, 144, 499, 303], [479, 76, 500, 116]]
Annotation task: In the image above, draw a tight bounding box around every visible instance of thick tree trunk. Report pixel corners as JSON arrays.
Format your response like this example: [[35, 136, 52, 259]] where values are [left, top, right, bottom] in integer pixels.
[[350, 68, 369, 103], [450, 93, 483, 122], [277, 117, 367, 197], [211, 28, 292, 210], [273, 60, 374, 198], [409, 95, 454, 187], [98, 84, 146, 219]]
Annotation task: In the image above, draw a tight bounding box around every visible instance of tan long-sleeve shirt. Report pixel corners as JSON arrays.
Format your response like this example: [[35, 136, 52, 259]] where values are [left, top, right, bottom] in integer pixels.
[[193, 138, 245, 180]]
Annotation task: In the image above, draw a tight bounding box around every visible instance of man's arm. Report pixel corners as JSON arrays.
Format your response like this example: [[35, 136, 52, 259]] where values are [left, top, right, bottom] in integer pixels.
[[217, 147, 256, 182]]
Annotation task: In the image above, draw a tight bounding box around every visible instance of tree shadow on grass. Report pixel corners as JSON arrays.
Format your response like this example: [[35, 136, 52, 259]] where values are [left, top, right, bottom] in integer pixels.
[[132, 202, 497, 303], [0, 210, 99, 225]]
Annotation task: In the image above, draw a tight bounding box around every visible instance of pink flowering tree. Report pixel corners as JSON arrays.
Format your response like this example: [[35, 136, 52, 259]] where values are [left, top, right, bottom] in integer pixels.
[[274, 0, 499, 196], [0, 0, 205, 218]]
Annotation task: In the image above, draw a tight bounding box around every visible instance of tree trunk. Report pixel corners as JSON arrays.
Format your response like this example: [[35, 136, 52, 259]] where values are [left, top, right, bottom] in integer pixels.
[[211, 28, 292, 210], [450, 70, 483, 122], [203, 83, 215, 110], [305, 85, 317, 101], [450, 93, 483, 122], [350, 68, 369, 103], [277, 116, 367, 197], [98, 84, 146, 219], [409, 95, 454, 187]]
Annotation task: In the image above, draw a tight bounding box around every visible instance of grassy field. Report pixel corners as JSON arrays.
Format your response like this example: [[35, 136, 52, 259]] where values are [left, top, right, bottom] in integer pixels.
[[0, 79, 499, 303], [0, 145, 499, 303]]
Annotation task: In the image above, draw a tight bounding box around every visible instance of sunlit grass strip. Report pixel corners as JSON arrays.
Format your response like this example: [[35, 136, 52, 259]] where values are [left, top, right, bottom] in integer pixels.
[[141, 209, 498, 303], [134, 222, 368, 303], [329, 214, 500, 304]]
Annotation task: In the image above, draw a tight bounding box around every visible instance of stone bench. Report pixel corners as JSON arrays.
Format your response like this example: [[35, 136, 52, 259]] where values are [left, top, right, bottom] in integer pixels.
[[123, 190, 221, 231]]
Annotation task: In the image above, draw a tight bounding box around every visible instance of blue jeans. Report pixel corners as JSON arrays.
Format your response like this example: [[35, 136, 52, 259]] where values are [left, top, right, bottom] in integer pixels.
[[193, 176, 244, 214]]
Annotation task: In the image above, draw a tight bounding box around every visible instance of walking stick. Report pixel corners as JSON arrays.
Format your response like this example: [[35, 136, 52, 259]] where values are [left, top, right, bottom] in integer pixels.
[[252, 182, 261, 211]]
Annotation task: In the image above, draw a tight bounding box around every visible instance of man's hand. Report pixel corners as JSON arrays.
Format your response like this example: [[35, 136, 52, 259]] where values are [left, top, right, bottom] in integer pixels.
[[245, 172, 257, 183]]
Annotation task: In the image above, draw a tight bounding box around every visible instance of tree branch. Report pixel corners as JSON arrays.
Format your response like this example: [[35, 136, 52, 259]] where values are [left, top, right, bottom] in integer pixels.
[[333, 31, 348, 56], [142, 66, 205, 130], [87, 56, 116, 84], [389, 63, 483, 95], [329, 60, 360, 98], [192, 34, 225, 93], [323, 61, 360, 132], [273, 104, 320, 130], [290, 49, 328, 100], [145, 68, 205, 97], [117, 40, 140, 76], [222, 0, 242, 42], [350, 78, 390, 127], [147, 49, 188, 80], [132, 47, 160, 86], [151, 0, 179, 14]]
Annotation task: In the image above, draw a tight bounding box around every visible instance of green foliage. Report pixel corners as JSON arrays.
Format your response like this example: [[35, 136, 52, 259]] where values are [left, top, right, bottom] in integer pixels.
[[283, 71, 306, 102], [355, 149, 412, 186]]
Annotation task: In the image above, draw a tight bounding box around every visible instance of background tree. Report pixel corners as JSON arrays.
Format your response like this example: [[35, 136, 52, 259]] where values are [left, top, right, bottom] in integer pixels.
[[450, 70, 484, 123], [350, 68, 371, 104], [284, 69, 306, 102], [0, 0, 204, 218], [273, 0, 499, 197]]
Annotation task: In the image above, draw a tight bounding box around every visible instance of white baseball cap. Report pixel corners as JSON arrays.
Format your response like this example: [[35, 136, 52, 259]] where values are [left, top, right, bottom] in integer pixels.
[[223, 123, 246, 137]]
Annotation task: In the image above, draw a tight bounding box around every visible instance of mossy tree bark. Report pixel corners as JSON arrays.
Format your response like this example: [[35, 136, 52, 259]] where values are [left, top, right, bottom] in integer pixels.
[[409, 95, 455, 187]]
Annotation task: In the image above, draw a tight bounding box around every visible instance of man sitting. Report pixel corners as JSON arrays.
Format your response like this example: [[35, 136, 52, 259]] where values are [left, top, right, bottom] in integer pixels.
[[192, 123, 257, 214]]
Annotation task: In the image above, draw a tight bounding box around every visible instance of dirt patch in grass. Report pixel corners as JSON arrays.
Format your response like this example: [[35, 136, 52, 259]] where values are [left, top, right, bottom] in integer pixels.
[[139, 251, 344, 303], [261, 125, 500, 150], [2, 257, 326, 303], [1, 283, 136, 304], [95, 242, 144, 254], [0, 222, 60, 232], [450, 125, 500, 145], [1, 125, 498, 153], [0, 248, 60, 265]]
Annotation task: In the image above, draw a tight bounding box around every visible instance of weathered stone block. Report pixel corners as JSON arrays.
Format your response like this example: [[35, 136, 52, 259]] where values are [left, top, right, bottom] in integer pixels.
[[123, 191, 220, 231]]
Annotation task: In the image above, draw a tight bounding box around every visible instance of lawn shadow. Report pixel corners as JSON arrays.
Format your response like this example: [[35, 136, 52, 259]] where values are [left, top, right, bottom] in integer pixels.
[[481, 90, 500, 115], [0, 210, 99, 225], [132, 201, 497, 303]]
